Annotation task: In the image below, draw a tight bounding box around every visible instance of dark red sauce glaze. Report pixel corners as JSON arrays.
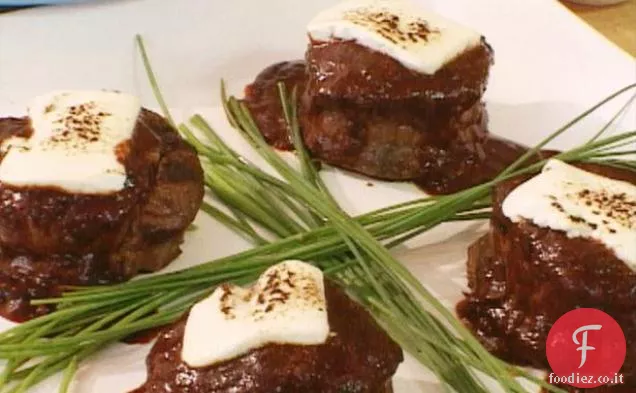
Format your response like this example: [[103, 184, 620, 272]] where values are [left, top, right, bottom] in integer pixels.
[[412, 135, 531, 195], [123, 325, 164, 345], [131, 281, 402, 393], [242, 49, 540, 195], [0, 110, 204, 322], [243, 60, 306, 151], [457, 163, 636, 392], [304, 38, 492, 103], [0, 252, 123, 322]]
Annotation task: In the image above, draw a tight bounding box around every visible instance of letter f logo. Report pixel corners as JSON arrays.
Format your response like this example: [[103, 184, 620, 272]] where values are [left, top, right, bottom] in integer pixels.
[[546, 309, 626, 389], [572, 324, 602, 368]]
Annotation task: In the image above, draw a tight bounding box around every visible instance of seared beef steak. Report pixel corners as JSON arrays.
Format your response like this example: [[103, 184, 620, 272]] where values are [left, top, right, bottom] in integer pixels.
[[132, 281, 403, 393], [301, 39, 502, 189], [0, 109, 204, 321], [458, 163, 636, 391], [243, 39, 533, 194]]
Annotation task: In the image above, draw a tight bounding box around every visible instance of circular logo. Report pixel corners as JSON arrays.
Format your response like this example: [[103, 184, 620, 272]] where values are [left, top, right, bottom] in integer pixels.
[[546, 308, 626, 388]]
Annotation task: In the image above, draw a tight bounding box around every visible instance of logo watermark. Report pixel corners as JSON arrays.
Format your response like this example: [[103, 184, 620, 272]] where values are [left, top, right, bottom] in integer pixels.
[[546, 308, 626, 389], [572, 324, 602, 368], [548, 372, 624, 386]]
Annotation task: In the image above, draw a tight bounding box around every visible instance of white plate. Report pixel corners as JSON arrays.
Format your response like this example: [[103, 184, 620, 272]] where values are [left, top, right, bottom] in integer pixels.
[[0, 0, 634, 392]]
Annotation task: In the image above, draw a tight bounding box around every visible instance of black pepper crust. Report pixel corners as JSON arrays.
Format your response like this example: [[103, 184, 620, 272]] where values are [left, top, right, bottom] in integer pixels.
[[132, 281, 403, 393]]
